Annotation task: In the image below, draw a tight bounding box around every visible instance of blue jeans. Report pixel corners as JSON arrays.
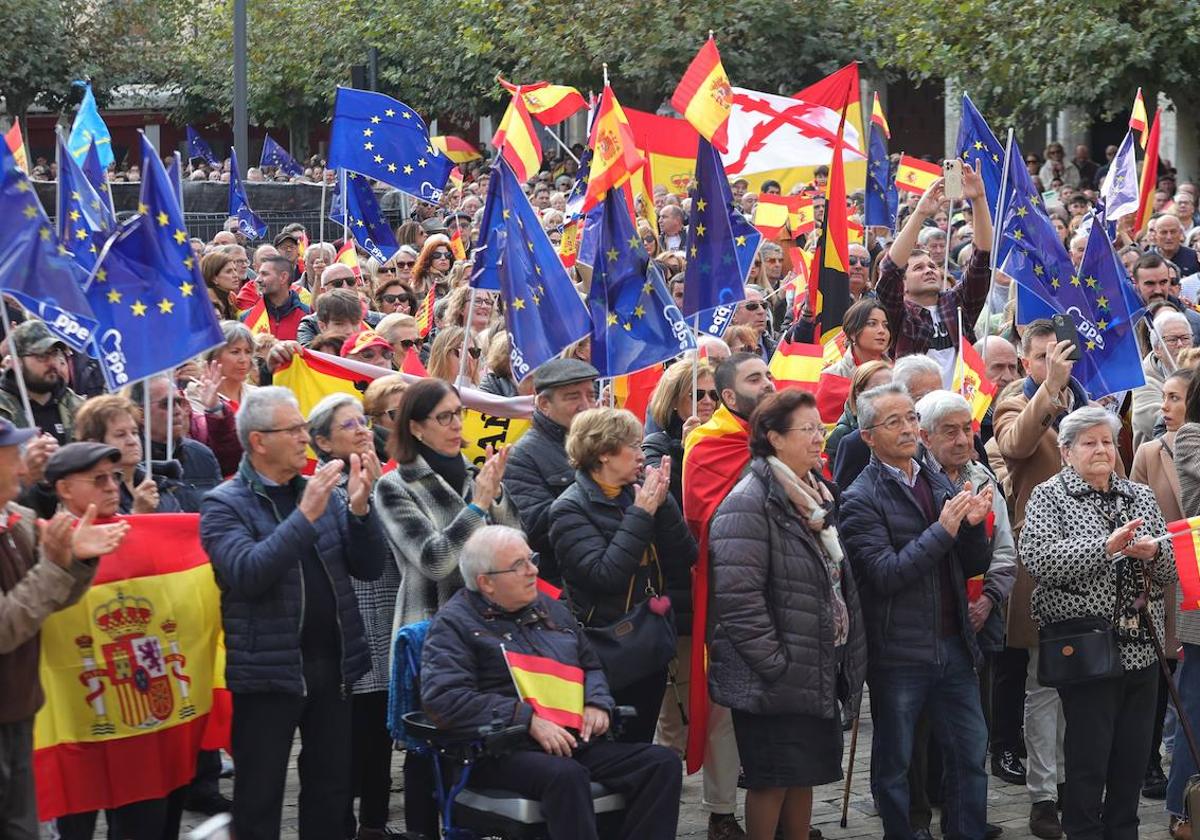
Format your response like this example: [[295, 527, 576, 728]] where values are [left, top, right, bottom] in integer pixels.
[[1167, 642, 1200, 817], [868, 638, 988, 840]]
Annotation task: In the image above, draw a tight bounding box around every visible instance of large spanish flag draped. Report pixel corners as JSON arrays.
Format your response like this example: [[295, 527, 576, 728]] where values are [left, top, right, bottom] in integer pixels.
[[1169, 517, 1200, 611], [682, 405, 751, 774], [626, 108, 700, 198], [1136, 108, 1163, 234], [894, 155, 941, 195], [34, 514, 228, 821], [671, 36, 733, 154], [502, 647, 584, 729], [583, 85, 645, 211], [493, 92, 543, 184], [498, 78, 587, 126]]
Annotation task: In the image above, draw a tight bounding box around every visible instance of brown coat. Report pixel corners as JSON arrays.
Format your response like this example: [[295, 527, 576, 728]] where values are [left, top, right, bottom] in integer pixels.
[[1130, 435, 1181, 656], [992, 378, 1124, 648]]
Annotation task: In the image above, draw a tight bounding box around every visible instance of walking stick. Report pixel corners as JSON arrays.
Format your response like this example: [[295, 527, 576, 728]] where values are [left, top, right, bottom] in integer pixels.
[[840, 716, 860, 828]]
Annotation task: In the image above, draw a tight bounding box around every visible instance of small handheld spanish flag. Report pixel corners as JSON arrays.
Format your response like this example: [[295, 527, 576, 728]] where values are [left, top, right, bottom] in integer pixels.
[[414, 283, 435, 338], [502, 646, 584, 730], [449, 228, 467, 262], [952, 334, 997, 432], [1129, 87, 1149, 150], [335, 240, 361, 279], [670, 35, 733, 154]]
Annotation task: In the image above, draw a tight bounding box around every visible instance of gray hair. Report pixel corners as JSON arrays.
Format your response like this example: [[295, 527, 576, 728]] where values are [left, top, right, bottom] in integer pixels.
[[857, 382, 910, 430], [206, 320, 255, 362], [915, 390, 972, 433], [1058, 406, 1120, 450], [307, 393, 360, 454], [236, 386, 300, 450], [917, 227, 946, 246], [1153, 308, 1190, 334], [893, 354, 942, 392], [759, 241, 783, 258], [459, 525, 529, 591]]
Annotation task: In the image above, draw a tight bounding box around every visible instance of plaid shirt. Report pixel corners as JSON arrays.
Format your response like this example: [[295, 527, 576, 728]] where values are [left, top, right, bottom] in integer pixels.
[[875, 247, 992, 359]]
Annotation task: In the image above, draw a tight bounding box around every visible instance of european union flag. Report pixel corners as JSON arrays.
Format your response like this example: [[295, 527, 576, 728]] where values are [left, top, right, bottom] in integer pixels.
[[261, 133, 304, 178], [228, 149, 266, 240], [81, 142, 115, 225], [472, 160, 591, 381], [186, 126, 220, 166], [956, 95, 1006, 217], [329, 171, 399, 264], [1101, 131, 1140, 221], [55, 132, 112, 274], [327, 87, 453, 203], [67, 83, 113, 168], [87, 135, 223, 390], [165, 154, 184, 207], [681, 136, 759, 318], [865, 118, 897, 230], [587, 188, 695, 377], [0, 142, 98, 352]]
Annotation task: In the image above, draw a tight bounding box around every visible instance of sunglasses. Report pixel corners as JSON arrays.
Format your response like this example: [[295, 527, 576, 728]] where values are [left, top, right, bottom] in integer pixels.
[[380, 293, 407, 304], [154, 389, 188, 410], [741, 302, 764, 311], [375, 408, 401, 423], [431, 250, 452, 259], [452, 346, 483, 359], [396, 260, 415, 269], [695, 389, 719, 403], [398, 338, 423, 350], [848, 256, 870, 267], [356, 348, 394, 362], [377, 267, 397, 275], [325, 277, 358, 289]]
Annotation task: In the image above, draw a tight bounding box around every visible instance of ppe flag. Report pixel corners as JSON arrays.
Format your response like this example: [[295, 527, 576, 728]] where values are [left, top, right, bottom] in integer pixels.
[[0, 141, 97, 352], [327, 87, 452, 203], [331, 171, 399, 264], [498, 78, 587, 126], [895, 155, 940, 195], [586, 188, 695, 377], [1101, 131, 1140, 221], [681, 136, 759, 317], [186, 126, 220, 166], [228, 149, 267, 240], [865, 93, 897, 230], [502, 647, 584, 730], [260, 133, 304, 177], [473, 159, 591, 381], [86, 134, 224, 390], [67, 83, 113, 167], [671, 35, 734, 154]]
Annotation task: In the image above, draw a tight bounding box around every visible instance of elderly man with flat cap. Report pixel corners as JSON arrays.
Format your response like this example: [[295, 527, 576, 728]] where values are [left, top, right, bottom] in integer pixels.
[[505, 358, 599, 586], [0, 432, 130, 838]]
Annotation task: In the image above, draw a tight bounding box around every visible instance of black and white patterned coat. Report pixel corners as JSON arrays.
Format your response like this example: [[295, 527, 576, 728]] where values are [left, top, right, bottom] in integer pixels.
[[1019, 466, 1176, 671]]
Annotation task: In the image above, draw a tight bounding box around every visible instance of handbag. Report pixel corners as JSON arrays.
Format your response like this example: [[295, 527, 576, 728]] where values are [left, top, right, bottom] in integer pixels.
[[1036, 615, 1124, 688]]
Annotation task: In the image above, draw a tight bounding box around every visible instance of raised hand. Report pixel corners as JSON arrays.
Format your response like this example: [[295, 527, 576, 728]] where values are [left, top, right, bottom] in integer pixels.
[[23, 433, 59, 485], [1044, 339, 1077, 396], [298, 459, 344, 523], [346, 453, 371, 516], [916, 177, 947, 217], [195, 360, 224, 410], [472, 446, 506, 510], [937, 491, 971, 538], [634, 464, 667, 515], [961, 161, 986, 201], [70, 504, 130, 559], [38, 511, 75, 568]]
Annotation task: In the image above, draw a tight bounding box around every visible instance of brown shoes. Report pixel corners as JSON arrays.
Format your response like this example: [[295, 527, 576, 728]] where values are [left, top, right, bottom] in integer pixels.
[[1171, 815, 1192, 840], [1029, 800, 1064, 839], [708, 812, 747, 840]]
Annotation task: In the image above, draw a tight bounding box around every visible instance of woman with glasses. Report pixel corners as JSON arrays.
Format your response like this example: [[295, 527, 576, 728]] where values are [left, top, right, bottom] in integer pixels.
[[410, 235, 454, 300], [1133, 308, 1194, 447], [709, 389, 865, 840], [427, 325, 480, 385], [305, 394, 394, 840], [639, 221, 659, 259], [443, 283, 497, 334], [549, 407, 697, 744], [362, 374, 407, 463], [74, 394, 182, 514], [392, 244, 419, 286], [375, 313, 423, 372]]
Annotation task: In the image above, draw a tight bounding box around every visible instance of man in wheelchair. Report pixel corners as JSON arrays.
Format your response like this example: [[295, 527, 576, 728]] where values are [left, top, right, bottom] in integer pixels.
[[420, 525, 682, 839]]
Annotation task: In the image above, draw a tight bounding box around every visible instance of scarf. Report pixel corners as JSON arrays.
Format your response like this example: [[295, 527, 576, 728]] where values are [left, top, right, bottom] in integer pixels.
[[1022, 375, 1090, 430], [418, 442, 468, 494]]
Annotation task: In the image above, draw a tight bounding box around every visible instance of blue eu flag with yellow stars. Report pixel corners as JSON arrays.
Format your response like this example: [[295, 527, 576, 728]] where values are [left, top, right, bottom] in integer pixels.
[[67, 82, 113, 167], [329, 171, 399, 264], [186, 126, 220, 166], [228, 149, 267, 240], [327, 87, 453, 204], [87, 134, 224, 390], [681, 136, 759, 318], [260, 133, 304, 178], [56, 132, 113, 274], [0, 142, 97, 352], [472, 159, 591, 381], [587, 188, 695, 378], [865, 118, 897, 230], [82, 142, 115, 226]]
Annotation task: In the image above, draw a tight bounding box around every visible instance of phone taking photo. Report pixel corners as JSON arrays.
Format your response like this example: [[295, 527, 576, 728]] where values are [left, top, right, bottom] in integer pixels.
[[1051, 313, 1082, 361], [943, 159, 963, 201]]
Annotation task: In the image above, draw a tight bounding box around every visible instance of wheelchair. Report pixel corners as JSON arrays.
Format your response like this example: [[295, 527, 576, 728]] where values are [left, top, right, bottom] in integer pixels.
[[390, 621, 634, 839]]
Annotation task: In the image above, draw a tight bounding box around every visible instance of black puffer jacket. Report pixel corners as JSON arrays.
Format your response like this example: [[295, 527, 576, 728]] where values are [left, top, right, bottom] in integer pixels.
[[643, 418, 690, 633], [505, 411, 575, 585], [549, 471, 696, 627], [707, 458, 866, 719]]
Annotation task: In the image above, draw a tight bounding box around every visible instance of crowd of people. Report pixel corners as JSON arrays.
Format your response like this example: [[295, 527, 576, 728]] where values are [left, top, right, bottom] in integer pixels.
[[2, 134, 1200, 840]]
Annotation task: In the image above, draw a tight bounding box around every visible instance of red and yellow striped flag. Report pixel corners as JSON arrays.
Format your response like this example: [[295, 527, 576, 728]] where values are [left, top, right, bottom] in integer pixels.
[[415, 283, 435, 337], [952, 335, 997, 431], [431, 135, 483, 164], [34, 514, 229, 821], [498, 78, 587, 126], [502, 648, 584, 730], [1129, 87, 1149, 150], [6, 121, 28, 174], [754, 195, 814, 240], [1136, 108, 1162, 234], [493, 92, 543, 183], [769, 339, 823, 394], [871, 92, 891, 139], [1170, 517, 1200, 610], [241, 297, 271, 335], [449, 228, 467, 261], [335, 240, 361, 279], [583, 85, 645, 211], [894, 155, 941, 195], [670, 35, 733, 154]]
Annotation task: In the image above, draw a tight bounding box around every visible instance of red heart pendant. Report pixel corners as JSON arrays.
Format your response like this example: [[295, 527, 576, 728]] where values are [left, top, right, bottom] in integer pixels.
[[648, 595, 671, 616]]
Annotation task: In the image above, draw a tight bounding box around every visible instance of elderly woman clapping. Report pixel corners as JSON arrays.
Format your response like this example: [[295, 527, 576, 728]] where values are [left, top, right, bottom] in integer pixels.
[[1019, 405, 1176, 840]]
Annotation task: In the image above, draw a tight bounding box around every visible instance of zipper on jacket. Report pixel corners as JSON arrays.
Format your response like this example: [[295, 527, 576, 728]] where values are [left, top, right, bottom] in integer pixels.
[[253, 479, 308, 697], [316, 550, 349, 695]]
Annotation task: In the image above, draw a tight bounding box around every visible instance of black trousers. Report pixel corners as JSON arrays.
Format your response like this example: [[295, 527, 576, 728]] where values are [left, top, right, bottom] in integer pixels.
[[403, 749, 439, 836], [55, 787, 186, 840], [468, 739, 682, 840], [185, 750, 222, 801], [230, 659, 352, 840], [1150, 659, 1177, 770], [347, 691, 394, 832], [989, 647, 1029, 752], [611, 668, 668, 744], [1058, 664, 1158, 840]]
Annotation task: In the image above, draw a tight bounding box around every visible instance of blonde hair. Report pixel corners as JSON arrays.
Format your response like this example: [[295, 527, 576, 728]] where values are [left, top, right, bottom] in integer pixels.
[[362, 373, 408, 416], [486, 331, 512, 377], [564, 407, 642, 474], [427, 325, 478, 384], [648, 360, 714, 430], [848, 359, 893, 418], [376, 312, 417, 344]]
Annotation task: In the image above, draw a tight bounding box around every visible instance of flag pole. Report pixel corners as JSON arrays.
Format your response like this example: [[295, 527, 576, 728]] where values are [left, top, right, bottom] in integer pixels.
[[691, 313, 700, 418], [143, 384, 153, 479], [956, 306, 966, 393], [943, 197, 954, 281], [0, 296, 35, 428], [982, 128, 1015, 368], [319, 174, 327, 246], [542, 127, 580, 165]]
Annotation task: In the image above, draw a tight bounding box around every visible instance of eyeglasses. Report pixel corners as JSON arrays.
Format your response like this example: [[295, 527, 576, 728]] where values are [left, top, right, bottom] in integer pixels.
[[848, 256, 870, 267], [373, 408, 401, 423], [740, 302, 764, 312], [783, 424, 825, 438], [67, 470, 122, 489], [863, 412, 920, 432], [484, 553, 540, 576], [398, 338, 423, 350], [335, 415, 372, 432], [396, 260, 416, 269], [427, 407, 464, 426], [325, 277, 358, 289], [1025, 158, 1039, 165], [259, 422, 309, 437], [1161, 334, 1193, 347], [153, 389, 188, 410], [25, 349, 67, 363], [356, 348, 394, 363], [642, 235, 656, 244], [695, 389, 719, 403], [431, 250, 452, 259]]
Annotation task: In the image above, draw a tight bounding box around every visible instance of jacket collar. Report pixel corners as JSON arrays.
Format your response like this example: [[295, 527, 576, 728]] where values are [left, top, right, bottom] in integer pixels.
[[531, 410, 567, 442], [466, 589, 568, 629], [237, 456, 306, 497], [1058, 465, 1135, 502], [573, 469, 631, 507], [396, 453, 476, 484], [264, 288, 307, 320]]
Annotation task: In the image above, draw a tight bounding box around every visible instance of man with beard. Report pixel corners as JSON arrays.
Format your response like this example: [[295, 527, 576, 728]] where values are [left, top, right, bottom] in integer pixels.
[[0, 321, 85, 445]]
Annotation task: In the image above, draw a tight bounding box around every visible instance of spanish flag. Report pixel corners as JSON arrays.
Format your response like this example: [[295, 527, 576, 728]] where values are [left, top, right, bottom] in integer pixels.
[[626, 107, 700, 199], [34, 514, 228, 821], [754, 194, 814, 240], [498, 78, 587, 126], [583, 85, 645, 211], [671, 35, 733, 154], [952, 334, 997, 432], [1129, 87, 1149, 150], [681, 405, 751, 773], [1136, 108, 1162, 234], [295, 230, 309, 274], [336, 240, 361, 279], [894, 155, 941, 195], [415, 283, 435, 338], [612, 364, 665, 424], [492, 92, 542, 183], [502, 647, 584, 730], [871, 92, 891, 139], [449, 228, 467, 262], [6, 121, 28, 174], [1169, 517, 1200, 610], [431, 135, 483, 164], [769, 339, 823, 393], [559, 218, 580, 268], [241, 297, 271, 335], [809, 95, 853, 344]]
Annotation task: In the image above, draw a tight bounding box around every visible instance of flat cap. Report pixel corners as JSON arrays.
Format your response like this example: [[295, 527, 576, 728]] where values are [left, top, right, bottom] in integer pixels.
[[45, 442, 121, 485], [531, 358, 599, 394], [421, 218, 449, 235]]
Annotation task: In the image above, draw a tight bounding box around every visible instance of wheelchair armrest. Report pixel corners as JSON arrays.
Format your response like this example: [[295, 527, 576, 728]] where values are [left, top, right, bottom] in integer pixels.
[[480, 722, 532, 757], [403, 710, 532, 758], [611, 704, 638, 737], [402, 710, 481, 748]]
